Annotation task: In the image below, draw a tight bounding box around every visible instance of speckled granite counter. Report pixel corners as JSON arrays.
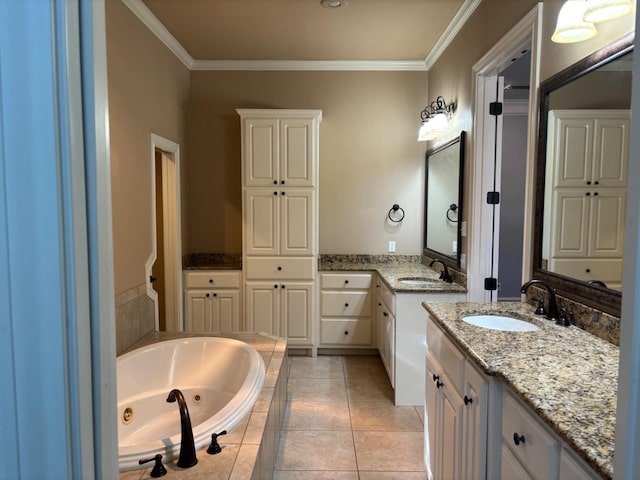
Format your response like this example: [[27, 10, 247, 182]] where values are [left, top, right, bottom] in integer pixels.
[[422, 301, 618, 479], [183, 253, 242, 270], [319, 255, 467, 294]]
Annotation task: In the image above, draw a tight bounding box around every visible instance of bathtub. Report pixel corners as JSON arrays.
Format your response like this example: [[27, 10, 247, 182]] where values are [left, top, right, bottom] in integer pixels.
[[117, 336, 265, 471]]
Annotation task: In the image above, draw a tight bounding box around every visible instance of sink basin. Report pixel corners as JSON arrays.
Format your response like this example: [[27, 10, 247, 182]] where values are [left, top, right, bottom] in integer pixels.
[[398, 278, 438, 286], [461, 315, 539, 332]]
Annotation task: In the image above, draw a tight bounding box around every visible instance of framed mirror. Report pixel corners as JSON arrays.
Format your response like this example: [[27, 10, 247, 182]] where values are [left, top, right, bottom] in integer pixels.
[[424, 131, 465, 267], [533, 33, 633, 316]]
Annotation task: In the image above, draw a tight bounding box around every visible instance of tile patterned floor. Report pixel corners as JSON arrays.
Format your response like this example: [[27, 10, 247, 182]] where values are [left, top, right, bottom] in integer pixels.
[[274, 355, 427, 480]]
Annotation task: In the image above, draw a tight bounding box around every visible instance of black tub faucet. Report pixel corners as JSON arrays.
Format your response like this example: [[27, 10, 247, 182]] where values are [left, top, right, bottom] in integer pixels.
[[429, 259, 453, 283], [521, 279, 558, 321], [167, 389, 198, 468]]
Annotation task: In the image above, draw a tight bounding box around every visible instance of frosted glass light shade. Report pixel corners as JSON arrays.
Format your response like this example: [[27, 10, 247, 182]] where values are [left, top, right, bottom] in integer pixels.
[[552, 1, 598, 44], [584, 0, 634, 23], [418, 114, 449, 141]]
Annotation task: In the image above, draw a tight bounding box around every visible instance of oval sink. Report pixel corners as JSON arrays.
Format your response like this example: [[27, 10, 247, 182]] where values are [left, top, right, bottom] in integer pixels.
[[461, 315, 539, 332], [398, 278, 437, 286]]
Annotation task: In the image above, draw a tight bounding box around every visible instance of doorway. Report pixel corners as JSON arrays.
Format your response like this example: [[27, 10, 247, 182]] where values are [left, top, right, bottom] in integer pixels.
[[147, 134, 183, 331], [467, 5, 542, 303]]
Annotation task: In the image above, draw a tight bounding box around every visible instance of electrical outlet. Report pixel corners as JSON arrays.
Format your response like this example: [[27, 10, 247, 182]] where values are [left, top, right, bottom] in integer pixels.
[[460, 253, 466, 269], [461, 221, 467, 237], [388, 240, 396, 253]]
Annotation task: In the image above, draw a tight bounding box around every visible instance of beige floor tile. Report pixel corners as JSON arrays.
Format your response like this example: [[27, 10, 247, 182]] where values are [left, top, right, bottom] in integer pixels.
[[353, 431, 424, 471], [283, 400, 351, 430], [350, 401, 422, 431], [358, 472, 428, 480], [346, 376, 394, 402], [273, 471, 359, 480], [343, 355, 388, 379], [415, 405, 425, 425], [288, 378, 348, 402], [276, 430, 357, 471], [289, 356, 345, 379]]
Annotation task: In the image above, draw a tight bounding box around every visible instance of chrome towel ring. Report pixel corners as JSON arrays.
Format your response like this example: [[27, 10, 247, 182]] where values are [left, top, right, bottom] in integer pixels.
[[388, 204, 405, 223]]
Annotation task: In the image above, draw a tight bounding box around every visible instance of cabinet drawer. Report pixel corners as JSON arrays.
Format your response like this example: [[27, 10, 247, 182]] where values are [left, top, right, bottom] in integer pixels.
[[375, 276, 395, 312], [320, 319, 372, 345], [426, 316, 464, 395], [320, 272, 372, 289], [549, 258, 622, 282], [321, 291, 371, 316], [184, 270, 241, 288], [245, 257, 315, 280], [502, 393, 557, 480]]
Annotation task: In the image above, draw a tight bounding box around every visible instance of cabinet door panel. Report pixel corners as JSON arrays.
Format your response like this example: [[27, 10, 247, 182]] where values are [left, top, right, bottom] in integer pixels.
[[501, 444, 534, 480], [551, 189, 590, 257], [552, 116, 592, 187], [425, 353, 440, 480], [280, 189, 314, 255], [184, 291, 210, 331], [245, 189, 279, 255], [280, 118, 315, 186], [281, 282, 313, 343], [246, 283, 279, 335], [462, 363, 487, 480], [440, 376, 463, 480], [244, 118, 278, 186], [590, 188, 626, 257], [593, 117, 628, 187], [214, 291, 240, 332]]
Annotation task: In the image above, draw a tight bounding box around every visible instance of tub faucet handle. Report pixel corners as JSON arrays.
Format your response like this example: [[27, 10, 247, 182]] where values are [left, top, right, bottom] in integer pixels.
[[207, 430, 228, 455], [138, 454, 167, 478]]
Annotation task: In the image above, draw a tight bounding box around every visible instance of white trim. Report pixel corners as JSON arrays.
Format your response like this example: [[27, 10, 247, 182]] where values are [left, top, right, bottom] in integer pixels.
[[147, 134, 183, 332], [191, 59, 427, 71], [468, 3, 542, 303], [424, 0, 482, 69], [120, 0, 194, 69]]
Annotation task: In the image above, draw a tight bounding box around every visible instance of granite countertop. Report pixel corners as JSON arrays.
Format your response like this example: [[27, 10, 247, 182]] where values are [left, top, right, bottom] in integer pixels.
[[422, 301, 618, 479], [319, 256, 467, 294]]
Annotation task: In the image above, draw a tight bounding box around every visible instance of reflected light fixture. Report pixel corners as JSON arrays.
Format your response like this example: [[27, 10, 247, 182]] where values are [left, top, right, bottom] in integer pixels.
[[418, 96, 455, 141], [584, 0, 635, 22], [321, 0, 346, 7], [552, 1, 598, 44]]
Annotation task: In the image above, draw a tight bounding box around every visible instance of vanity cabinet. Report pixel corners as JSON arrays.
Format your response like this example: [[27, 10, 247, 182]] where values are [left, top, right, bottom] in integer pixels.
[[376, 282, 395, 385], [239, 109, 321, 351], [183, 271, 241, 332], [319, 272, 374, 348]]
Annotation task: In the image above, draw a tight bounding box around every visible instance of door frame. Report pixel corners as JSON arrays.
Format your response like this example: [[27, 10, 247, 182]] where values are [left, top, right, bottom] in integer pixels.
[[467, 3, 543, 302], [146, 134, 183, 331]]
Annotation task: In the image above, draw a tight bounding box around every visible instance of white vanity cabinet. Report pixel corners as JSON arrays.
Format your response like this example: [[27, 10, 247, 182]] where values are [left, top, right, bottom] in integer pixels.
[[239, 109, 321, 351], [319, 272, 374, 348], [425, 315, 488, 480], [183, 271, 241, 332], [376, 281, 395, 386]]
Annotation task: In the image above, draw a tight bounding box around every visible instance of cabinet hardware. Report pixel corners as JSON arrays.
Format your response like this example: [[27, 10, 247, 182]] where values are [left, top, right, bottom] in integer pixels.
[[206, 293, 210, 298], [378, 302, 382, 306], [213, 293, 217, 297], [586, 192, 591, 196], [594, 192, 599, 196], [344, 303, 349, 307], [277, 266, 282, 271], [436, 380, 444, 389], [273, 180, 277, 185], [432, 374, 440, 382], [513, 432, 526, 446], [273, 191, 278, 195], [586, 268, 591, 273], [281, 284, 286, 289], [281, 191, 285, 195], [274, 284, 278, 289], [383, 312, 388, 317], [281, 180, 285, 185], [209, 279, 213, 283], [344, 331, 349, 335], [595, 180, 599, 185], [587, 181, 591, 185], [344, 279, 349, 284], [464, 396, 473, 405]]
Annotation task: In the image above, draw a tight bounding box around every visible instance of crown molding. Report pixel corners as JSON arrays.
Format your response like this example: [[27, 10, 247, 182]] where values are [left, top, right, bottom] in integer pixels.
[[121, 0, 194, 69], [191, 60, 427, 71], [424, 0, 482, 70]]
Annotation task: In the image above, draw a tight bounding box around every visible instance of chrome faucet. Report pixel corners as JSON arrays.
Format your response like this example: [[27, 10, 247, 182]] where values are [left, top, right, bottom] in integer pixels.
[[429, 259, 453, 283], [167, 389, 198, 468], [520, 279, 559, 321]]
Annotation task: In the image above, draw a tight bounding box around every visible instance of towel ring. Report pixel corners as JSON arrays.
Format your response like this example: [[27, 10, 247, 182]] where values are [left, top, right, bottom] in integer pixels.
[[388, 204, 405, 223], [446, 203, 459, 223]]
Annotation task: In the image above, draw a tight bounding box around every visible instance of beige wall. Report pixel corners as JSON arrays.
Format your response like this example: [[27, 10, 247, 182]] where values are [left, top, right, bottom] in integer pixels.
[[187, 71, 428, 255], [106, 0, 190, 294]]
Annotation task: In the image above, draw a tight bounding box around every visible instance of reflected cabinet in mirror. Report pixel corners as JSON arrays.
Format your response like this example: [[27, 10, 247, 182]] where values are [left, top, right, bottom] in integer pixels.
[[424, 131, 465, 267], [534, 33, 633, 316]]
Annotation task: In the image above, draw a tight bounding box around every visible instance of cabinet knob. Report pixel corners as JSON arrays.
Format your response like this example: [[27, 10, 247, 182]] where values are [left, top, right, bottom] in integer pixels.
[[344, 331, 349, 335], [274, 284, 278, 289], [273, 191, 278, 195], [281, 191, 285, 196], [586, 192, 591, 196], [594, 180, 599, 185], [206, 293, 210, 298], [513, 432, 525, 446], [378, 302, 382, 306], [344, 279, 349, 284], [344, 303, 349, 307], [436, 381, 444, 389], [383, 311, 388, 317], [273, 180, 277, 185], [213, 293, 217, 297], [281, 284, 286, 289], [587, 181, 591, 185], [209, 279, 213, 283], [586, 268, 591, 273], [281, 180, 285, 185], [278, 266, 282, 271], [464, 395, 473, 406], [432, 374, 440, 382], [594, 191, 599, 196]]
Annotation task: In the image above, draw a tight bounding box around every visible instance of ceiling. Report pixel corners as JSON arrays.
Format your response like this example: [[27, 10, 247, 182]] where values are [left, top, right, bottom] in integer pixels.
[[138, 0, 469, 67]]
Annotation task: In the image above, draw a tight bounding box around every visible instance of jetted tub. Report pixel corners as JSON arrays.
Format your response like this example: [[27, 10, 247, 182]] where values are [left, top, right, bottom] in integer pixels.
[[117, 337, 265, 471]]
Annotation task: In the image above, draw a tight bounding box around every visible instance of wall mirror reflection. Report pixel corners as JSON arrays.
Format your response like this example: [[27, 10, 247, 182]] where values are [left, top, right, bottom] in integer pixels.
[[424, 131, 465, 267], [534, 35, 633, 316]]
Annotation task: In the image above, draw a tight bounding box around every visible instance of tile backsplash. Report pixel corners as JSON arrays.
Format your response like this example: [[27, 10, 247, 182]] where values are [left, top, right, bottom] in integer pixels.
[[115, 283, 155, 354]]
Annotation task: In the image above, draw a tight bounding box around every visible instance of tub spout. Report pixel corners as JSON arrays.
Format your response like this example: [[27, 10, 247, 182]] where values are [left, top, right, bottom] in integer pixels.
[[166, 389, 198, 468]]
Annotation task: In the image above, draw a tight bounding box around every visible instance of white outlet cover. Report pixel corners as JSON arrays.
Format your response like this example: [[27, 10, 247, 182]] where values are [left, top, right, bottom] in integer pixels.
[[388, 240, 396, 253]]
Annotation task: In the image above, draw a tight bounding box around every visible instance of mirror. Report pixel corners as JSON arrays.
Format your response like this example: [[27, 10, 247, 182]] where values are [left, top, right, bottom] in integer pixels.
[[534, 33, 633, 316], [424, 131, 465, 267]]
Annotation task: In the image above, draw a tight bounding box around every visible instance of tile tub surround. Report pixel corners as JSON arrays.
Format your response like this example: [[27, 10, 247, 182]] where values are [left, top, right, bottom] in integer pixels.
[[319, 254, 466, 294], [423, 301, 618, 479], [119, 331, 288, 480], [115, 284, 155, 355]]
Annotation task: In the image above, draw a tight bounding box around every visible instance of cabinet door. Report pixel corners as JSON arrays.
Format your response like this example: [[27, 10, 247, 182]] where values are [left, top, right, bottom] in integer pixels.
[[462, 362, 488, 480], [551, 115, 592, 188], [184, 290, 212, 331], [280, 281, 313, 345], [386, 313, 395, 387], [440, 374, 464, 480], [592, 116, 628, 187], [589, 188, 626, 257], [501, 444, 534, 480], [551, 189, 590, 258], [245, 189, 279, 256], [280, 188, 314, 255], [212, 290, 240, 332], [245, 283, 280, 335], [280, 117, 316, 187], [243, 117, 279, 186], [425, 352, 441, 480]]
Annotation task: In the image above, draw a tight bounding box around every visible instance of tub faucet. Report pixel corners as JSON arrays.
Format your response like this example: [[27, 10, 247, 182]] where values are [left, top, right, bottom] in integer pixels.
[[167, 389, 198, 468], [520, 279, 558, 321], [429, 259, 453, 283]]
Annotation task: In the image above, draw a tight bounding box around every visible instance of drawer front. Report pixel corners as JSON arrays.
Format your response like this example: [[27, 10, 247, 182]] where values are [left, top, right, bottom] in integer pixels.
[[502, 393, 557, 480], [426, 316, 464, 395], [375, 276, 395, 312], [321, 291, 371, 316], [550, 258, 622, 283], [245, 257, 315, 280], [320, 272, 373, 289], [184, 270, 241, 288], [320, 319, 372, 345]]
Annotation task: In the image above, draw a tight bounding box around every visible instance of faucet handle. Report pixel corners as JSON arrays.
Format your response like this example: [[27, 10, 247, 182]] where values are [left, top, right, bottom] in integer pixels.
[[139, 454, 167, 478], [556, 308, 572, 327], [534, 298, 547, 316], [207, 430, 228, 455]]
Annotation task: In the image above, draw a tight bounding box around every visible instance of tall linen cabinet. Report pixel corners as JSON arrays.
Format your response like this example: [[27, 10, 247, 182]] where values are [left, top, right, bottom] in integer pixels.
[[238, 109, 322, 354]]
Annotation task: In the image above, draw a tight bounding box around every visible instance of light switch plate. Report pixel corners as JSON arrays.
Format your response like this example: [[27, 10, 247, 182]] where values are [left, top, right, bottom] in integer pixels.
[[388, 240, 396, 253]]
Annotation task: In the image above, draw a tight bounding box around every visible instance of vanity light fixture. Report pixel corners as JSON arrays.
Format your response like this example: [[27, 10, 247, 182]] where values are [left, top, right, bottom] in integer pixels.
[[583, 0, 634, 23], [552, 1, 598, 44], [321, 0, 346, 8], [418, 96, 455, 142]]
